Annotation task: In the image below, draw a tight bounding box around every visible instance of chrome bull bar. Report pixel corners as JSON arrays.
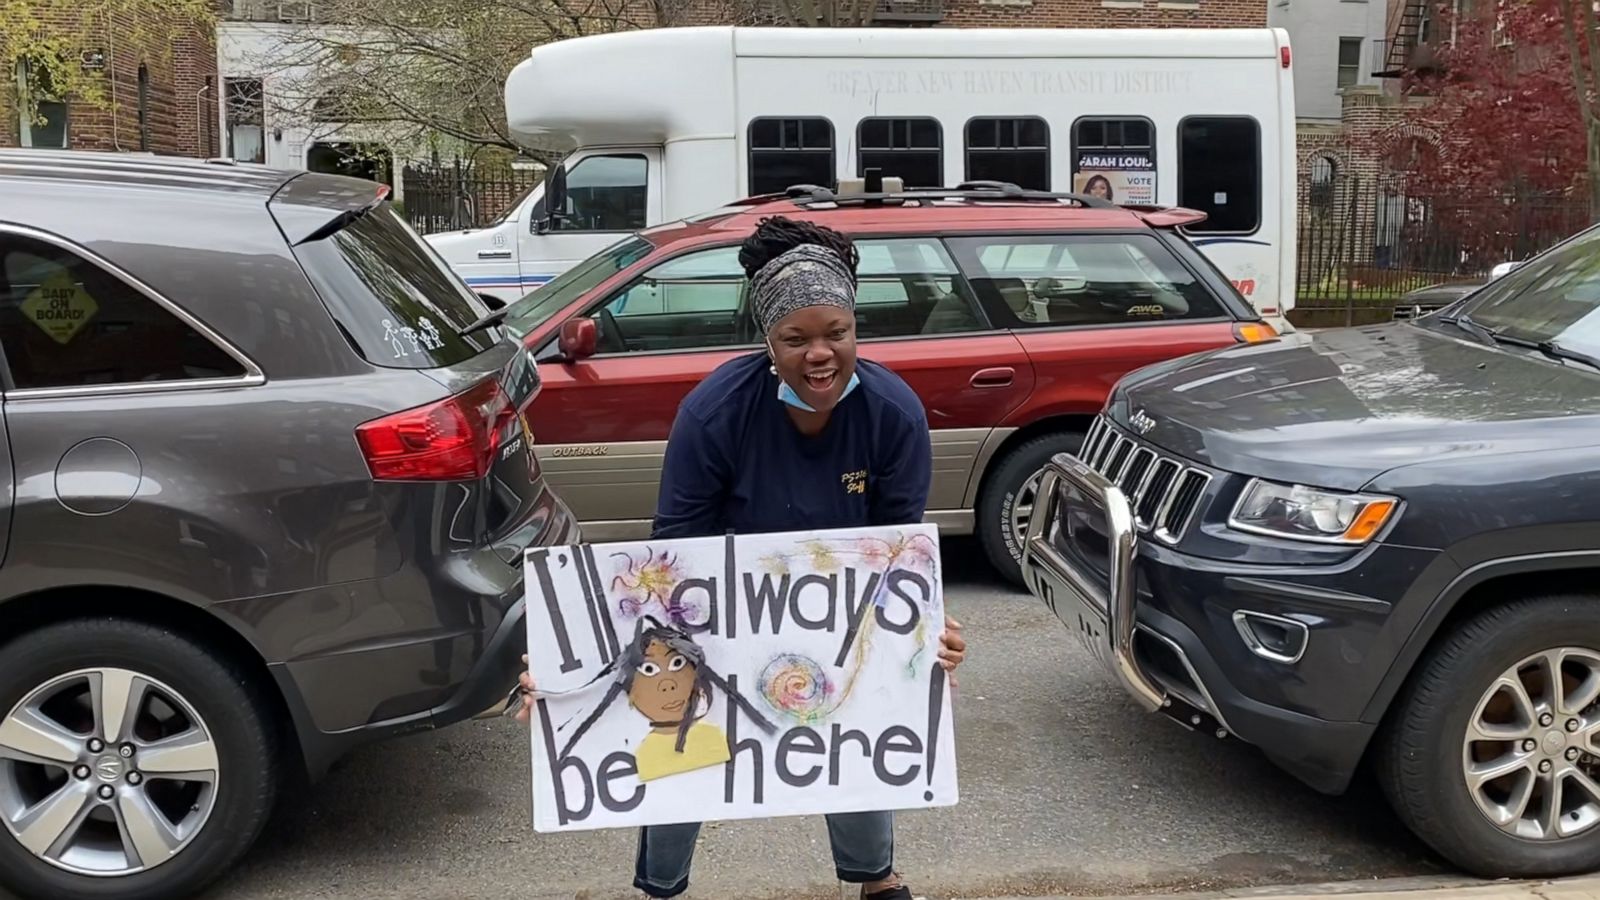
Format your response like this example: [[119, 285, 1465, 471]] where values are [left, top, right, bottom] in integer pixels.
[[1021, 451, 1165, 713]]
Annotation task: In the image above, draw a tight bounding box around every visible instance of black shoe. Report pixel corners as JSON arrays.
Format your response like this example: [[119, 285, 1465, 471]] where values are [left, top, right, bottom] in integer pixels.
[[863, 887, 915, 900]]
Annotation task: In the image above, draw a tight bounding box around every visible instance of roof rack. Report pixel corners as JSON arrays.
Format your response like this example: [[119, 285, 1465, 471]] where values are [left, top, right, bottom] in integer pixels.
[[783, 178, 1119, 210]]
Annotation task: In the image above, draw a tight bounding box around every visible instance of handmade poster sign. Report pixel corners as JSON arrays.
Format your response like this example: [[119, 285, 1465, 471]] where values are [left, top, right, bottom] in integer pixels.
[[522, 523, 958, 833]]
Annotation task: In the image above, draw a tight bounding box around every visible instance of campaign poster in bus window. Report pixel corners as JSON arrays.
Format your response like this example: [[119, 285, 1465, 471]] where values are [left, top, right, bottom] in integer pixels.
[[1073, 150, 1155, 205]]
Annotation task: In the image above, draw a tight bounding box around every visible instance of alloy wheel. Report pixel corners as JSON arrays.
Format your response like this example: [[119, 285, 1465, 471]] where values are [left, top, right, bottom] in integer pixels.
[[1007, 468, 1046, 554], [0, 667, 220, 876], [1463, 648, 1600, 840]]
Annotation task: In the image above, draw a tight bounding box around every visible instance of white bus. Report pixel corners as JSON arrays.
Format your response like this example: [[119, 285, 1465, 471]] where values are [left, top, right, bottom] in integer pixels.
[[427, 26, 1298, 325]]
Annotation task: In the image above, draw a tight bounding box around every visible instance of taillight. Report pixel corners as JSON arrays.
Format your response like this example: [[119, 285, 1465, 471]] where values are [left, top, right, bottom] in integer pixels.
[[355, 379, 517, 481]]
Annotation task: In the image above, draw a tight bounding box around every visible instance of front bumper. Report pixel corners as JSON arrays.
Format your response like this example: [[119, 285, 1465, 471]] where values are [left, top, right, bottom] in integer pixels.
[[1021, 453, 1390, 795]]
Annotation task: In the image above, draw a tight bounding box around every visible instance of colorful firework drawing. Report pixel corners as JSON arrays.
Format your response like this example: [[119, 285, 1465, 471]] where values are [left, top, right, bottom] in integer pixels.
[[746, 529, 944, 719], [609, 546, 701, 627], [757, 654, 836, 724]]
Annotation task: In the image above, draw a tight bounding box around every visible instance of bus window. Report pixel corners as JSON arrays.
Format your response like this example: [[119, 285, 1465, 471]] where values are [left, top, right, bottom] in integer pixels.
[[857, 117, 942, 188], [1071, 116, 1156, 206], [965, 117, 1049, 191], [1179, 116, 1261, 234], [749, 117, 836, 196]]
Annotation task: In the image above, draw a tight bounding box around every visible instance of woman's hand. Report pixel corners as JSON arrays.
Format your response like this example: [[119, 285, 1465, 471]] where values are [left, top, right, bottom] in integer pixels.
[[513, 654, 537, 725], [938, 616, 967, 688]]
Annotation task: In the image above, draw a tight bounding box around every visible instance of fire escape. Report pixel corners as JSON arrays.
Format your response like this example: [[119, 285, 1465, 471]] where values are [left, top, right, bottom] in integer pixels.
[[1374, 0, 1436, 78]]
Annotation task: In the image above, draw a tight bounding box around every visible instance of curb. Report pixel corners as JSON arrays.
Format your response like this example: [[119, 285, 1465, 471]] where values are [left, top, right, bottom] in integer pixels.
[[958, 874, 1600, 900]]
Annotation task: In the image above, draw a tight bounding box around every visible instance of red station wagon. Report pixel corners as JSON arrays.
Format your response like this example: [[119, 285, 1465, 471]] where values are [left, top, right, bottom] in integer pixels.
[[497, 184, 1276, 582]]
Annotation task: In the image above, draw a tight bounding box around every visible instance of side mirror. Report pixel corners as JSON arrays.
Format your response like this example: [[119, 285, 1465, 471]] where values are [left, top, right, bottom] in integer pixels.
[[558, 317, 598, 361], [539, 164, 569, 234], [1490, 261, 1522, 279], [476, 292, 506, 311]]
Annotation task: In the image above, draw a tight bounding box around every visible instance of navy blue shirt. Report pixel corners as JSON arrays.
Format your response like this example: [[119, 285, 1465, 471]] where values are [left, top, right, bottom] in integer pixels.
[[652, 353, 933, 540]]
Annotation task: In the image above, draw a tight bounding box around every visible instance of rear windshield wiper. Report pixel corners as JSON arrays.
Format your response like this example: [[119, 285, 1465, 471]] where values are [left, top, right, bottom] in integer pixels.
[[459, 306, 511, 339]]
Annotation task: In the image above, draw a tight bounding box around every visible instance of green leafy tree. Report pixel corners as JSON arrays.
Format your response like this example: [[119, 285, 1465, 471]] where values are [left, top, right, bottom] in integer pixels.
[[0, 0, 215, 127]]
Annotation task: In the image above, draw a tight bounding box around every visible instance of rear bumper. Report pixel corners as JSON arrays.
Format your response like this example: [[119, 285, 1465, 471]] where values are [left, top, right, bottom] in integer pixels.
[[270, 497, 580, 780], [1022, 453, 1382, 795], [269, 596, 532, 779]]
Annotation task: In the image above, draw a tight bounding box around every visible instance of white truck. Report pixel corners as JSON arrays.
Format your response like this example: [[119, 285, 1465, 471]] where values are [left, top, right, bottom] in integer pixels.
[[426, 25, 1299, 324]]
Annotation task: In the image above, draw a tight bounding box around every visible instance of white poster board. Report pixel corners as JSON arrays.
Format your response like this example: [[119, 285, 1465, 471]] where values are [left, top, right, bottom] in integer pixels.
[[522, 523, 958, 832]]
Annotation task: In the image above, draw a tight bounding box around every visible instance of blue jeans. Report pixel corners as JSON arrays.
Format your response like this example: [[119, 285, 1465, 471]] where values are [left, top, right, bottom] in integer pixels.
[[633, 811, 896, 898]]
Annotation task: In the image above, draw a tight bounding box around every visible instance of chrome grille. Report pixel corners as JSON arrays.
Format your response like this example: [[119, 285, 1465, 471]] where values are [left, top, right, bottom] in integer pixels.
[[1078, 415, 1211, 544]]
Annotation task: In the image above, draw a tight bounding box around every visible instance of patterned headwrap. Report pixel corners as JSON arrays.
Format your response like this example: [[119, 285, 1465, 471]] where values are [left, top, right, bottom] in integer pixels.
[[747, 244, 857, 336]]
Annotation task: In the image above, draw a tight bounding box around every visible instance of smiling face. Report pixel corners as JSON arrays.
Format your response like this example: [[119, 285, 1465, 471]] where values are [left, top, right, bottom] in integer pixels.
[[768, 305, 859, 413], [627, 639, 698, 726]]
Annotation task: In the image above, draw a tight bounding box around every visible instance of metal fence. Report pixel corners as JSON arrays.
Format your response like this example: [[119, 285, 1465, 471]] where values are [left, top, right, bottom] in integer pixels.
[[400, 161, 542, 236], [1292, 173, 1591, 327]]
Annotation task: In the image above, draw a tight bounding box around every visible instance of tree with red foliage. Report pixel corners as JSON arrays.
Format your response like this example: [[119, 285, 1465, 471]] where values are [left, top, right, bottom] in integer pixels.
[[1399, 0, 1599, 220]]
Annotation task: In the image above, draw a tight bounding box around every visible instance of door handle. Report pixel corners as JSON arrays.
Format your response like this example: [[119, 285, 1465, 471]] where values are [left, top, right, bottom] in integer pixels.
[[970, 367, 1015, 388], [477, 250, 513, 259]]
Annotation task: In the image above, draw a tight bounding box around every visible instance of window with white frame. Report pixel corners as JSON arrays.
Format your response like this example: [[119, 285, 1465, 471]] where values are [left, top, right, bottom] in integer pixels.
[[225, 78, 265, 163]]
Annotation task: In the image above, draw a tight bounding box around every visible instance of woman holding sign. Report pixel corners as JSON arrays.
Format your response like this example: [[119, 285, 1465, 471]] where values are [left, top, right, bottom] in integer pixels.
[[517, 216, 966, 900]]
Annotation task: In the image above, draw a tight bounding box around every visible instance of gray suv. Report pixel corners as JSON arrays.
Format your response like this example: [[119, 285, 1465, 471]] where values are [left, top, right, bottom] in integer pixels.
[[1023, 218, 1600, 877], [0, 150, 576, 900]]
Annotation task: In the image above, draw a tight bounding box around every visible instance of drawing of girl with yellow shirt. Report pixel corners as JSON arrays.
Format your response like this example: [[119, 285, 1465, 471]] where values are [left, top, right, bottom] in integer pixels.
[[558, 618, 776, 783]]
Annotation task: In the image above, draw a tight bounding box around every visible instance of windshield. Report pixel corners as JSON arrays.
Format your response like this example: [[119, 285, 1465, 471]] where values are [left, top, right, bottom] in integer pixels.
[[1453, 223, 1600, 355], [487, 185, 537, 227], [499, 236, 655, 336]]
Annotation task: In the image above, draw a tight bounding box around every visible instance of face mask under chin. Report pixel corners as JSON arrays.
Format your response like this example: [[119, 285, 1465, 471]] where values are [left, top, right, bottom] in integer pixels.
[[776, 370, 860, 413]]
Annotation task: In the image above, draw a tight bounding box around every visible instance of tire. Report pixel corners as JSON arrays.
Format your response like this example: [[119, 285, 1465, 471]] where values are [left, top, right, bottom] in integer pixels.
[[976, 431, 1085, 587], [1376, 593, 1600, 877], [0, 618, 279, 900]]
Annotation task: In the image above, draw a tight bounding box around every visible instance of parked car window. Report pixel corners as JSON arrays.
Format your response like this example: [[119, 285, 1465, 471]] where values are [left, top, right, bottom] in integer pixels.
[[853, 238, 985, 338], [554, 154, 648, 232], [749, 117, 836, 196], [595, 246, 751, 353], [949, 233, 1227, 328], [1179, 116, 1261, 233], [858, 118, 942, 188], [966, 117, 1050, 191], [0, 232, 246, 390], [1456, 224, 1600, 357], [291, 205, 498, 369]]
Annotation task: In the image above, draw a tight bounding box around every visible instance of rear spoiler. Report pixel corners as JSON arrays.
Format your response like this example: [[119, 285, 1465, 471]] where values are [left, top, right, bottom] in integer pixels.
[[1125, 205, 1209, 229], [267, 171, 393, 246]]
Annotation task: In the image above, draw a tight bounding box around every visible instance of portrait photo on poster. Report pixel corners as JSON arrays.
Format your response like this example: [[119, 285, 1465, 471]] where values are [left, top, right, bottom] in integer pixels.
[[1073, 148, 1156, 206], [521, 523, 959, 833]]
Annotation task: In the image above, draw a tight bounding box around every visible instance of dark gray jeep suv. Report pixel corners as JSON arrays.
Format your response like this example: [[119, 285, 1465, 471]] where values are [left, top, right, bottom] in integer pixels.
[[0, 150, 576, 900], [1024, 220, 1600, 877]]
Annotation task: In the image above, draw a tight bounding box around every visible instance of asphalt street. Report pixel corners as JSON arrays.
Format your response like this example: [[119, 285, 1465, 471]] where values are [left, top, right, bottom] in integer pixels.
[[197, 539, 1440, 900]]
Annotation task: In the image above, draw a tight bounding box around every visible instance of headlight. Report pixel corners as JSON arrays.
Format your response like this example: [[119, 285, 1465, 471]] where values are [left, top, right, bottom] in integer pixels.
[[1228, 479, 1399, 544]]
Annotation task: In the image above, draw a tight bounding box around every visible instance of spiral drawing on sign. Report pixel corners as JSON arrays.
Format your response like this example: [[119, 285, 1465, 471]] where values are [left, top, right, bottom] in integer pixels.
[[758, 654, 835, 724]]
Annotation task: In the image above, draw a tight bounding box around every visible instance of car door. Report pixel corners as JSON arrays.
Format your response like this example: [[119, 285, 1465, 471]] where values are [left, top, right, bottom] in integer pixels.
[[522, 150, 661, 293], [427, 189, 531, 302], [844, 236, 1033, 518], [527, 244, 753, 538]]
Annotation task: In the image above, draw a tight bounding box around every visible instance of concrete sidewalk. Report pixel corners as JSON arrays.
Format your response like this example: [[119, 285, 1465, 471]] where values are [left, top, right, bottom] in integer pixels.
[[964, 875, 1600, 900]]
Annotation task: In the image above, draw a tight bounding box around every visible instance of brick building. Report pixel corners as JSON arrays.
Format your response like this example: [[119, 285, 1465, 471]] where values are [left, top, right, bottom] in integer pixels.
[[877, 0, 1264, 28], [1, 6, 220, 157], [721, 0, 1263, 28]]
